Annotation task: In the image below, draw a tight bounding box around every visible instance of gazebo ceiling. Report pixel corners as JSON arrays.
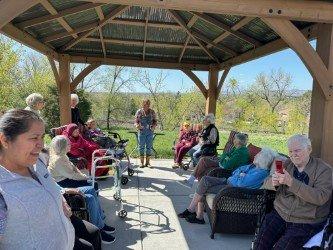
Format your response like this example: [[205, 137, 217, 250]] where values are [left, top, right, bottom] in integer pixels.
[[1, 0, 327, 70]]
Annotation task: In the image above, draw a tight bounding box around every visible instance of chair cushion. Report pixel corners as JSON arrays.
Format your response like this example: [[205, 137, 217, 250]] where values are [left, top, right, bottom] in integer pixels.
[[247, 143, 262, 162], [206, 193, 216, 210]]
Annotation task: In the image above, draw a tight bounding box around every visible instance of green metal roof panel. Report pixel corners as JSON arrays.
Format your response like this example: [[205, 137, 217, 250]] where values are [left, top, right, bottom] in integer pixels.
[[26, 20, 67, 39], [103, 23, 145, 40], [64, 8, 98, 29], [209, 13, 243, 27], [49, 0, 83, 12], [148, 8, 176, 23], [69, 41, 102, 55], [145, 47, 180, 58], [147, 27, 187, 44], [49, 36, 73, 49], [12, 4, 49, 23], [219, 35, 254, 54], [192, 20, 221, 40], [106, 43, 143, 57]]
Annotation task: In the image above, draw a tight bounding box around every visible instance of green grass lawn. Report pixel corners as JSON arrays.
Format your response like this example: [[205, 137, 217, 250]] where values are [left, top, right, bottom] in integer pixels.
[[45, 128, 289, 158], [106, 128, 289, 158]]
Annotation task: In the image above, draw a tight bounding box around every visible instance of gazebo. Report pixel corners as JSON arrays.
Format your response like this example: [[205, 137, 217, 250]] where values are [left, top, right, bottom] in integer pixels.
[[1, 0, 332, 164]]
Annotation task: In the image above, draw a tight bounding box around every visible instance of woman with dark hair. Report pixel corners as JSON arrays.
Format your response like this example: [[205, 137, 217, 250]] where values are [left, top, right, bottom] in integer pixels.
[[0, 109, 74, 249]]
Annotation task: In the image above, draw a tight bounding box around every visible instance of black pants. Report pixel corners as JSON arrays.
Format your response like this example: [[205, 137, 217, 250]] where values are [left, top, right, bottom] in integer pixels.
[[58, 178, 99, 191], [71, 215, 101, 250]]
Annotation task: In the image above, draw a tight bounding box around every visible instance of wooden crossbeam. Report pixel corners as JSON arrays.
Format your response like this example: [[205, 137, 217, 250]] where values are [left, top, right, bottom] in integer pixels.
[[15, 3, 103, 29], [40, 0, 78, 39], [262, 18, 333, 99], [48, 56, 60, 87], [70, 63, 101, 91], [168, 10, 219, 63], [143, 8, 150, 61], [0, 0, 39, 29], [192, 12, 261, 47], [83, 37, 201, 49], [178, 15, 198, 63], [95, 6, 106, 57], [61, 5, 129, 51], [216, 67, 230, 98], [76, 0, 333, 23], [182, 69, 208, 98]]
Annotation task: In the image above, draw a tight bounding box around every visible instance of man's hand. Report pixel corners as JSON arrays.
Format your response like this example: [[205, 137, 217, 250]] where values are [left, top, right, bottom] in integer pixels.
[[276, 169, 293, 187], [65, 188, 83, 195], [272, 173, 280, 187], [135, 124, 143, 130], [62, 198, 73, 218]]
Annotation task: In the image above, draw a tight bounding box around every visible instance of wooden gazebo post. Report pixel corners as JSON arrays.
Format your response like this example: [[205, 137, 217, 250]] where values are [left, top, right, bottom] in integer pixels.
[[58, 54, 71, 125], [309, 23, 333, 163], [205, 67, 218, 115]]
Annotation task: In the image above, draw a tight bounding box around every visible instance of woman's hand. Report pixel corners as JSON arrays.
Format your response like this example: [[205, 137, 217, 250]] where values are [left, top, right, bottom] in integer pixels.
[[65, 188, 83, 195], [135, 124, 143, 130], [62, 199, 73, 219]]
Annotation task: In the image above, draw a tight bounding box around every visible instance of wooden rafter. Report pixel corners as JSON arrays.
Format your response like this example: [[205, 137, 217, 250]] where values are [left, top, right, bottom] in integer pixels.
[[70, 63, 101, 91], [95, 6, 106, 57], [182, 69, 208, 98], [178, 15, 198, 63], [77, 0, 333, 23], [168, 10, 219, 63], [143, 8, 150, 61], [220, 24, 318, 69], [216, 67, 230, 98], [40, 0, 78, 39], [262, 18, 333, 99], [48, 56, 60, 87], [84, 37, 201, 49], [192, 12, 261, 47], [0, 0, 39, 29], [1, 23, 58, 59], [61, 5, 129, 51], [15, 3, 103, 29], [70, 55, 212, 70], [208, 17, 255, 49]]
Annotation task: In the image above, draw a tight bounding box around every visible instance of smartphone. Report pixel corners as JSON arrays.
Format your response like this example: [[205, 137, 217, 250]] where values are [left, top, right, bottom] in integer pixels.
[[275, 160, 284, 174]]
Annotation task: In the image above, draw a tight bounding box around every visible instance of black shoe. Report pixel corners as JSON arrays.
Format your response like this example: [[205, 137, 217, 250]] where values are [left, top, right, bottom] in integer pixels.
[[101, 230, 116, 244], [177, 209, 196, 218], [102, 224, 116, 234], [185, 216, 205, 224]]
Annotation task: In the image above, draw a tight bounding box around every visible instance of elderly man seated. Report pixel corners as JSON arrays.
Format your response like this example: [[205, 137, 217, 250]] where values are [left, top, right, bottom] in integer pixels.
[[254, 134, 332, 250]]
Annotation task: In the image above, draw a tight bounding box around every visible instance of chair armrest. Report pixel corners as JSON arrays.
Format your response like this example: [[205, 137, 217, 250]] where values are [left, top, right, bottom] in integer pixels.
[[208, 168, 232, 178]]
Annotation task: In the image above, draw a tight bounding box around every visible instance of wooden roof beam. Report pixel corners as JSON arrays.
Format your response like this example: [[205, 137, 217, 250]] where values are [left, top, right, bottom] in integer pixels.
[[192, 12, 261, 47], [208, 17, 255, 49], [60, 5, 129, 51], [178, 15, 198, 63], [262, 17, 333, 99], [48, 56, 60, 87], [143, 8, 150, 61], [78, 0, 333, 23], [0, 0, 39, 29], [168, 9, 220, 63], [216, 67, 230, 98], [220, 24, 317, 69], [70, 63, 101, 91], [83, 37, 201, 50], [40, 0, 78, 39], [182, 69, 208, 98], [95, 7, 106, 57], [1, 23, 58, 59], [70, 55, 212, 71], [15, 3, 104, 29]]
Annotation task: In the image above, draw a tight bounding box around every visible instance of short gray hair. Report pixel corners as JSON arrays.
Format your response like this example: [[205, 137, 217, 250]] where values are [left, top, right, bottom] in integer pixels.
[[51, 135, 69, 155], [71, 94, 79, 103], [287, 134, 311, 149], [253, 147, 278, 169], [25, 93, 44, 108], [204, 113, 215, 124], [235, 132, 248, 146]]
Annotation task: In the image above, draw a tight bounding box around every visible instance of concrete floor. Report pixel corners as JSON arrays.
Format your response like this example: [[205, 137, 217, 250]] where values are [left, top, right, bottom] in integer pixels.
[[98, 159, 253, 250]]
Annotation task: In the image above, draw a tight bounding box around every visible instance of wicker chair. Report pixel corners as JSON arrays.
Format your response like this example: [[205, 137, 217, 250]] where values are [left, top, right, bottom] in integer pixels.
[[203, 168, 276, 239]]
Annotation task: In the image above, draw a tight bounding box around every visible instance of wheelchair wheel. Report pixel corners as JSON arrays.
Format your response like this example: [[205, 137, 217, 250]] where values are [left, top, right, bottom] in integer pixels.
[[182, 164, 189, 171], [113, 193, 121, 201], [121, 176, 129, 185], [118, 209, 127, 218], [128, 168, 134, 176]]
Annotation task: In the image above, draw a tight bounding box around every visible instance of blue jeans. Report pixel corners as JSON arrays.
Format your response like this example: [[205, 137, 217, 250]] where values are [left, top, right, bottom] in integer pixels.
[[78, 186, 105, 229], [138, 129, 154, 156], [188, 144, 202, 166]]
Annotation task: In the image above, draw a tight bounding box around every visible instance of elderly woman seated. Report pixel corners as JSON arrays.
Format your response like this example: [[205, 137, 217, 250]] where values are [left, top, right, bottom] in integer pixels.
[[178, 147, 277, 224], [173, 122, 197, 169], [86, 118, 116, 148], [24, 92, 45, 116], [186, 132, 250, 186]]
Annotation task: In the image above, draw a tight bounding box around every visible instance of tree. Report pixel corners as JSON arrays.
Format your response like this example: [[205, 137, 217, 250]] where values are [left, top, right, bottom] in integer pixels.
[[251, 69, 292, 113]]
